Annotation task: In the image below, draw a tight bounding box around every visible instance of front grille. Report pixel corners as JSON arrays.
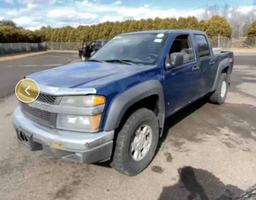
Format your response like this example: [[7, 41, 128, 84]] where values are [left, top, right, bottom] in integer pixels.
[[37, 93, 57, 104], [20, 92, 60, 128], [21, 103, 56, 128]]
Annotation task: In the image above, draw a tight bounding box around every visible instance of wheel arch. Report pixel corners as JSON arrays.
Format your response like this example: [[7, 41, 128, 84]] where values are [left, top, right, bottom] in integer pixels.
[[211, 58, 232, 92], [103, 80, 165, 133]]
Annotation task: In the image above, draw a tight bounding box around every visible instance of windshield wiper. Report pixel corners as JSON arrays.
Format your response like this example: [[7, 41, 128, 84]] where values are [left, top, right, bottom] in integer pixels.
[[91, 59, 152, 65], [102, 59, 134, 65], [87, 59, 105, 63], [106, 59, 154, 65]]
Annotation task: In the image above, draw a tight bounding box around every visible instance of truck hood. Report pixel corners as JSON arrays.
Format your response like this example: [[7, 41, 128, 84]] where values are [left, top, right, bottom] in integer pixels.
[[28, 61, 153, 89]]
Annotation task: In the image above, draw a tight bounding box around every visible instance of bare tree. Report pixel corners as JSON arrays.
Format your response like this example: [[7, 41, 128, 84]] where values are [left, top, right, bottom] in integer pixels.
[[201, 3, 256, 38]]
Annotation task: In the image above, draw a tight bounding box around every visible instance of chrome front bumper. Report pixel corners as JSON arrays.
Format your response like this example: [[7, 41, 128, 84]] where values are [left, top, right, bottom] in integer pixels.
[[13, 106, 114, 163]]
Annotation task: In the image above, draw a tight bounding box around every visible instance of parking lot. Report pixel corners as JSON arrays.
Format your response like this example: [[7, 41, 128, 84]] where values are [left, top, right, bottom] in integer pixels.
[[0, 52, 255, 200]]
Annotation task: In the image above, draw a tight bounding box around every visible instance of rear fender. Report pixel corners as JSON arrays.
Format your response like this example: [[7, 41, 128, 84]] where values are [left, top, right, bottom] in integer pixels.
[[211, 57, 231, 92]]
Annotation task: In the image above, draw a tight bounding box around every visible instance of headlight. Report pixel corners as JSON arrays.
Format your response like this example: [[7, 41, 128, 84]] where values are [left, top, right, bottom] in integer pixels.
[[57, 114, 102, 132], [61, 95, 105, 107], [57, 95, 105, 132]]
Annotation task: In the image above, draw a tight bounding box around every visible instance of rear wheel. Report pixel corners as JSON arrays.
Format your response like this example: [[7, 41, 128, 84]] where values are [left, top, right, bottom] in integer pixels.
[[209, 73, 229, 104], [111, 108, 159, 176]]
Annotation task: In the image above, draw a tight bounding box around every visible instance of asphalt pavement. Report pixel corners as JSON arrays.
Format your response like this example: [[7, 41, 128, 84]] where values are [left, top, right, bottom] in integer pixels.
[[234, 53, 256, 66], [0, 52, 78, 98], [0, 52, 255, 200]]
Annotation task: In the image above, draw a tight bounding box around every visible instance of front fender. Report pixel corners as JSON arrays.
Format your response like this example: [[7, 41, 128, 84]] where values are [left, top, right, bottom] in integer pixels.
[[103, 80, 165, 131]]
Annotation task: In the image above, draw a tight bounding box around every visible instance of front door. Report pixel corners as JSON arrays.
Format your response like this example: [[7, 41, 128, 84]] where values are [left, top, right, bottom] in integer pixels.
[[163, 34, 202, 116]]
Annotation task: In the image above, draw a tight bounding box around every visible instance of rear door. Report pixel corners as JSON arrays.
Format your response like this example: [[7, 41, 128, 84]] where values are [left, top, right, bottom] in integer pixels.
[[193, 34, 217, 93], [163, 34, 203, 116]]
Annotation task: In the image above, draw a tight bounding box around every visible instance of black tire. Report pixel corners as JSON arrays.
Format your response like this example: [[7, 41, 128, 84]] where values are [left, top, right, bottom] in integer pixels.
[[209, 73, 229, 104], [111, 108, 159, 176]]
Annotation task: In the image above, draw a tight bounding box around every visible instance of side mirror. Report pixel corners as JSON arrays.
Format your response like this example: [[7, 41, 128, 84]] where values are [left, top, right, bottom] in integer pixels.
[[167, 52, 184, 68]]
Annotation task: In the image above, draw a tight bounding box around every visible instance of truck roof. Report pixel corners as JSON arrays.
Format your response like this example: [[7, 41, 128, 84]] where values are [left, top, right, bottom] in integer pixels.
[[121, 29, 205, 35]]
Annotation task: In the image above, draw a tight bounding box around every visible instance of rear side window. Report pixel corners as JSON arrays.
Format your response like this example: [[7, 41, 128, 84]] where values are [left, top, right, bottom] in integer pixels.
[[195, 35, 211, 57]]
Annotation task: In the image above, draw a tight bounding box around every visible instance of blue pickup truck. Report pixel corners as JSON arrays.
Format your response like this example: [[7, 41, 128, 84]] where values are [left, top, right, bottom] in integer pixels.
[[13, 30, 233, 176]]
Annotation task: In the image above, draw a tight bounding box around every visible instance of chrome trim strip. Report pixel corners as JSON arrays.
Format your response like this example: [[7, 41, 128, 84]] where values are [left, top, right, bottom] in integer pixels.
[[30, 101, 104, 115], [38, 84, 97, 96]]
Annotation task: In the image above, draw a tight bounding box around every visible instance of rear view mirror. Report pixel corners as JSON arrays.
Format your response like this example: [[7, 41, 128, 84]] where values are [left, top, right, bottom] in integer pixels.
[[168, 52, 184, 67]]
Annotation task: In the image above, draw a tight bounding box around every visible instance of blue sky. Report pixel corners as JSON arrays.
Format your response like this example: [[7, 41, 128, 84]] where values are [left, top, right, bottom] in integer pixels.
[[0, 0, 255, 29]]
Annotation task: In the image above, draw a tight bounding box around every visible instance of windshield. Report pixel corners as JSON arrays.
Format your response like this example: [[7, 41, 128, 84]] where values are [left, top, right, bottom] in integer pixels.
[[90, 33, 167, 65]]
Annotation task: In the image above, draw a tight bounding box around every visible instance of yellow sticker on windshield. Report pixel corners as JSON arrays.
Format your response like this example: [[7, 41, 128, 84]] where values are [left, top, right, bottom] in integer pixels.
[[114, 36, 122, 39], [154, 38, 162, 43], [157, 33, 165, 38]]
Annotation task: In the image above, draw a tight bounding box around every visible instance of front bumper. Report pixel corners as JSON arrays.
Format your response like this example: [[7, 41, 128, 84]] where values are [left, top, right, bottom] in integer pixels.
[[13, 106, 114, 163]]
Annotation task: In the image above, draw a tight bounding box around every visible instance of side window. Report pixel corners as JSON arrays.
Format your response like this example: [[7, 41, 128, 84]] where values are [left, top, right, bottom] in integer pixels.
[[195, 35, 211, 57], [169, 34, 195, 64]]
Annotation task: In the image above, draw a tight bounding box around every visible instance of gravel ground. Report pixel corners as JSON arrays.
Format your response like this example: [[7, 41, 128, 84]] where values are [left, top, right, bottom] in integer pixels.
[[0, 53, 255, 200]]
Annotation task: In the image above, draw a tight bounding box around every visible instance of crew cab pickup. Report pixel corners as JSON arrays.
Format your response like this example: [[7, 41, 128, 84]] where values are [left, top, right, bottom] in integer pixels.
[[13, 30, 233, 176]]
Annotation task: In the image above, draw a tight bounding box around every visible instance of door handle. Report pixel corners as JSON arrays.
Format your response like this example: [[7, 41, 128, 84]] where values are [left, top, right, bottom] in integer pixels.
[[209, 60, 216, 65], [192, 65, 200, 71]]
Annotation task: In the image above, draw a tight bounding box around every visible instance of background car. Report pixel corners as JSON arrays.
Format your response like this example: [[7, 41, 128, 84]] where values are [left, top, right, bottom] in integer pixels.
[[78, 40, 108, 61]]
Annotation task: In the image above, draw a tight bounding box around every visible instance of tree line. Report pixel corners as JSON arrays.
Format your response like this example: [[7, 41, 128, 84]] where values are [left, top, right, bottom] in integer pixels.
[[0, 16, 256, 43], [247, 21, 256, 37], [0, 20, 41, 43], [38, 16, 232, 42]]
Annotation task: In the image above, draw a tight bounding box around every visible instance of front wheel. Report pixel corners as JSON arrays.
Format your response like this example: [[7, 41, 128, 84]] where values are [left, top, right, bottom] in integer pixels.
[[111, 108, 159, 176], [209, 73, 229, 104]]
